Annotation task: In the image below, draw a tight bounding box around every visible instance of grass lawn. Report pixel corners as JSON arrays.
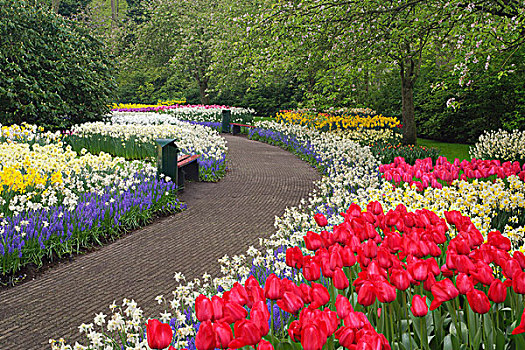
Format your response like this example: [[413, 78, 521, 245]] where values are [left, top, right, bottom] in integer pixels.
[[418, 138, 472, 161], [253, 116, 274, 123]]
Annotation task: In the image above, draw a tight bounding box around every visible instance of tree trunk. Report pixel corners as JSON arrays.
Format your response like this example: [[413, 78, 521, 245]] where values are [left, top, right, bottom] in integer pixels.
[[111, 0, 118, 27], [401, 76, 417, 145], [52, 0, 61, 13], [199, 81, 209, 105]]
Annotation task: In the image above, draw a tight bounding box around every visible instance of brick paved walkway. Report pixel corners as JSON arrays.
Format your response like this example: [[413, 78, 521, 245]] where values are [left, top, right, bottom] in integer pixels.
[[0, 135, 321, 349]]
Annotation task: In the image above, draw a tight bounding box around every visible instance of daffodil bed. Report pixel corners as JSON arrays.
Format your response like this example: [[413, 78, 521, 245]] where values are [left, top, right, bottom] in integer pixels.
[[51, 120, 525, 350], [68, 116, 228, 182], [0, 124, 190, 282], [275, 109, 402, 134]]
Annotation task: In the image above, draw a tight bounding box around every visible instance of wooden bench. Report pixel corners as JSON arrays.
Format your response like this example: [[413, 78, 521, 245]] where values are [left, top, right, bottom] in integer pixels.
[[177, 154, 200, 188], [230, 123, 255, 135]]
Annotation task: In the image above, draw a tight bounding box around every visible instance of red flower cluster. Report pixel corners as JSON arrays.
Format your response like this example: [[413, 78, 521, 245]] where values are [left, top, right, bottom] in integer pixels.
[[380, 156, 525, 190], [193, 202, 525, 349], [298, 203, 525, 331], [195, 277, 271, 349]]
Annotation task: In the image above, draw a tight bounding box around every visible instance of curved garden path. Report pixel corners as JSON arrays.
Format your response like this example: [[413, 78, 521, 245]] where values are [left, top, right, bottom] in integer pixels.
[[0, 135, 321, 349]]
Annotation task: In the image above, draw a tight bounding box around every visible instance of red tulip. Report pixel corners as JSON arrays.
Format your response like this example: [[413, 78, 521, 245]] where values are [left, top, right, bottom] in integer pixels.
[[335, 326, 355, 347], [341, 246, 357, 267], [488, 279, 507, 303], [288, 320, 302, 342], [512, 308, 525, 335], [357, 281, 376, 307], [513, 271, 525, 294], [423, 273, 436, 292], [251, 308, 270, 337], [310, 283, 330, 309], [362, 239, 378, 259], [377, 249, 393, 269], [229, 319, 262, 348], [277, 291, 304, 314], [314, 213, 328, 227], [367, 201, 383, 216], [375, 281, 396, 303], [264, 274, 282, 300], [304, 231, 324, 251], [471, 264, 495, 286], [258, 339, 274, 350], [409, 260, 428, 281], [503, 259, 522, 279], [195, 295, 213, 322], [430, 279, 459, 310], [147, 319, 173, 349], [286, 246, 304, 268], [466, 289, 491, 314], [347, 203, 363, 217], [301, 324, 325, 350], [221, 301, 248, 324], [213, 322, 233, 349], [229, 283, 249, 306], [456, 273, 474, 295], [303, 261, 321, 281], [390, 268, 411, 291], [333, 267, 349, 290], [336, 295, 353, 319], [195, 321, 215, 350], [487, 230, 511, 251], [410, 295, 428, 317], [514, 251, 525, 269], [211, 296, 224, 321]]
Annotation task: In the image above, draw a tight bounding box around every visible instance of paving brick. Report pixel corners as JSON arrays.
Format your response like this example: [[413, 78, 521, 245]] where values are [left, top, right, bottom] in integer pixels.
[[0, 135, 321, 349]]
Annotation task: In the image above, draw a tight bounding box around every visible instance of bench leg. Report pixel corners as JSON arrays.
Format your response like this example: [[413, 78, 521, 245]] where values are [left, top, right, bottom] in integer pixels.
[[232, 125, 241, 135], [184, 161, 200, 182], [177, 167, 185, 189]]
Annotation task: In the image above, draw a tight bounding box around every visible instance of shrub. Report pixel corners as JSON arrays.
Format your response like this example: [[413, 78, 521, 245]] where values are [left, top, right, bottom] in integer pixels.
[[0, 0, 116, 130]]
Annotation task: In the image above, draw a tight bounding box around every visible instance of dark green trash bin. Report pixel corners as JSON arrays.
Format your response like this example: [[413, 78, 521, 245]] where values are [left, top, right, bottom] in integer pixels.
[[221, 109, 231, 133], [156, 138, 178, 186]]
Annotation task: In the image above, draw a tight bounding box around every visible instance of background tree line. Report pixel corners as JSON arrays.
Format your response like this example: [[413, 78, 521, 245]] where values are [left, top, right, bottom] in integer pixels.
[[1, 0, 524, 142]]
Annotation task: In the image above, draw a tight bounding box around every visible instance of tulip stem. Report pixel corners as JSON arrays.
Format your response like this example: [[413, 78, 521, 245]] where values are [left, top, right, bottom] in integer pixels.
[[270, 300, 275, 336], [420, 316, 429, 350], [451, 299, 461, 347], [495, 304, 500, 332], [389, 302, 395, 343], [402, 292, 412, 350]]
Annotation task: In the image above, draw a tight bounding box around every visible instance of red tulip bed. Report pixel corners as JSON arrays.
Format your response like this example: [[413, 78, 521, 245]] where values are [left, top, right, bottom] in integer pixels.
[[154, 203, 523, 350], [380, 156, 525, 191]]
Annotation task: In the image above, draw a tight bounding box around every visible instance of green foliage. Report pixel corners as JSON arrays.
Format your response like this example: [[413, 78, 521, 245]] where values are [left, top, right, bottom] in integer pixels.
[[210, 78, 302, 117], [370, 47, 525, 144], [0, 0, 116, 130]]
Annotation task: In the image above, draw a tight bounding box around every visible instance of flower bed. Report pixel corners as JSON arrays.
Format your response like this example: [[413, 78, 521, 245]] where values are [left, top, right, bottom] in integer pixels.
[[111, 100, 187, 110], [1, 122, 62, 145], [69, 119, 228, 182], [470, 129, 525, 165], [380, 156, 525, 190], [275, 109, 401, 132], [52, 120, 525, 349], [0, 130, 185, 280], [111, 104, 255, 125]]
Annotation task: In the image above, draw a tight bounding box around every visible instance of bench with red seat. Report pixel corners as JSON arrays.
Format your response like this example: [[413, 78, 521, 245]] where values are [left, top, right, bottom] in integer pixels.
[[229, 123, 255, 135], [177, 154, 200, 188]]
